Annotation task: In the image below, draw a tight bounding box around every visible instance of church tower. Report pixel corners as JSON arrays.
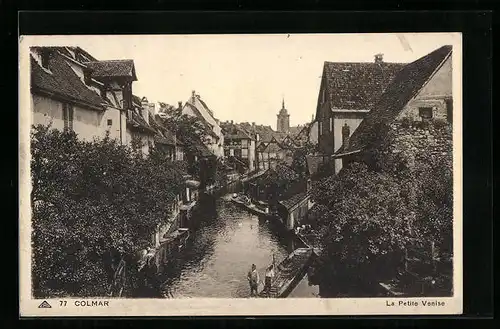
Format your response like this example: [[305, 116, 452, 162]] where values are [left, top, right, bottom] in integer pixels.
[[276, 98, 290, 133]]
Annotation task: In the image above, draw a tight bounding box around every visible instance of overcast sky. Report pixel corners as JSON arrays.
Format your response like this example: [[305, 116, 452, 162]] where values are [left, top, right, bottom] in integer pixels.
[[25, 33, 460, 128]]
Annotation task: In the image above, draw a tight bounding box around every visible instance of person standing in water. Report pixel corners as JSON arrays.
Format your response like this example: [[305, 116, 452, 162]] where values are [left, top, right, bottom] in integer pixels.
[[247, 264, 260, 297]]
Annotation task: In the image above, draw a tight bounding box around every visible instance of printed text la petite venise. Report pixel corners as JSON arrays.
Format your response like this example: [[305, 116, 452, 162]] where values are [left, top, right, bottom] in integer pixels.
[[386, 300, 446, 307]]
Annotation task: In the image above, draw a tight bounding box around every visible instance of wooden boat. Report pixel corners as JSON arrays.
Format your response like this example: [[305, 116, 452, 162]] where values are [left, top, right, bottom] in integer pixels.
[[258, 248, 314, 298], [230, 195, 274, 219]]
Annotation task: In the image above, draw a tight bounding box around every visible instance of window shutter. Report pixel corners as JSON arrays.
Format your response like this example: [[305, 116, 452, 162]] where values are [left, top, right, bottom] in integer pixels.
[[63, 103, 68, 130], [69, 105, 74, 130]]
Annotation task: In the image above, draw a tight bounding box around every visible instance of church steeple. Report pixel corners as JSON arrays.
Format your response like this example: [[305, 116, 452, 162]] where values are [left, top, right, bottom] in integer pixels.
[[277, 97, 290, 132]]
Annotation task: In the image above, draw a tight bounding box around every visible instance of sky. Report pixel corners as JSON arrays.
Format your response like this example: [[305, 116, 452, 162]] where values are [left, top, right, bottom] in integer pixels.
[[24, 33, 460, 129]]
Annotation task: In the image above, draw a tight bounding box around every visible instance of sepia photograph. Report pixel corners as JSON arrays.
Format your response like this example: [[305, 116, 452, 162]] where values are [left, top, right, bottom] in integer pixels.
[[19, 32, 462, 316]]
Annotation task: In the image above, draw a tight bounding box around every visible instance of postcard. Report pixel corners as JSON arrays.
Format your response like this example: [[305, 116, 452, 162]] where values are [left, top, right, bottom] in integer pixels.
[[19, 32, 462, 316]]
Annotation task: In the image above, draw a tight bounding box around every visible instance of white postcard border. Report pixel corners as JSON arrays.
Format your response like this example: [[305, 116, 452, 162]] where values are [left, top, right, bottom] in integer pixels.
[[19, 33, 463, 317]]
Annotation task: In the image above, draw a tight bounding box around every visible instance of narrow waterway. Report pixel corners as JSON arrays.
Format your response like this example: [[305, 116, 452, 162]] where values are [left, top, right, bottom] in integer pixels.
[[159, 195, 319, 298]]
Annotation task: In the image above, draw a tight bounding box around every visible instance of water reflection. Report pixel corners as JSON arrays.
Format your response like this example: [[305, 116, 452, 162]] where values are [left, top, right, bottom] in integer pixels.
[[160, 197, 316, 298]]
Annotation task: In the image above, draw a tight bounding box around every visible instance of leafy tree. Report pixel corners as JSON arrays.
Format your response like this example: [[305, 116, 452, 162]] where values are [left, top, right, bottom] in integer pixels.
[[158, 102, 211, 156], [31, 125, 184, 297], [290, 142, 317, 177], [311, 122, 453, 296]]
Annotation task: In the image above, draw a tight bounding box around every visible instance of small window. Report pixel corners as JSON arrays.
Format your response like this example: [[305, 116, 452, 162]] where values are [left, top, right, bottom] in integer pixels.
[[329, 117, 333, 131], [107, 119, 113, 126], [62, 103, 74, 131], [419, 107, 433, 121], [242, 149, 248, 158], [241, 139, 248, 147]]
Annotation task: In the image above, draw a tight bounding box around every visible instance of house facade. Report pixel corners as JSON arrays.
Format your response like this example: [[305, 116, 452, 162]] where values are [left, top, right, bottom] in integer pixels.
[[182, 90, 224, 158], [30, 47, 125, 142], [315, 56, 405, 174], [256, 136, 287, 171], [30, 46, 157, 154], [221, 121, 256, 173]]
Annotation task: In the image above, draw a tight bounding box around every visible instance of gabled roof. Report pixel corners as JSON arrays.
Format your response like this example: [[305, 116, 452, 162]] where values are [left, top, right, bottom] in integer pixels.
[[30, 52, 107, 111], [256, 163, 300, 185], [184, 94, 220, 130], [280, 135, 299, 149], [183, 102, 219, 139], [320, 61, 405, 112], [85, 60, 137, 81], [293, 123, 312, 144], [337, 45, 453, 155], [221, 122, 253, 140], [279, 191, 309, 211], [256, 142, 268, 152], [150, 113, 177, 146], [126, 110, 156, 135], [262, 136, 285, 153]]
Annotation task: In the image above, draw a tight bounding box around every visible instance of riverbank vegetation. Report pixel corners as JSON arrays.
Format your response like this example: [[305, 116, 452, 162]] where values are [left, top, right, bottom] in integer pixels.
[[31, 125, 185, 297], [310, 124, 453, 297]]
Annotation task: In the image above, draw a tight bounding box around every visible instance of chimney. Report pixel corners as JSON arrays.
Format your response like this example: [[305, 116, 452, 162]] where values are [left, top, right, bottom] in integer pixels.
[[191, 90, 196, 102], [252, 122, 255, 127], [178, 101, 183, 110], [374, 53, 384, 63], [141, 97, 150, 124], [231, 120, 234, 124], [342, 122, 350, 149]]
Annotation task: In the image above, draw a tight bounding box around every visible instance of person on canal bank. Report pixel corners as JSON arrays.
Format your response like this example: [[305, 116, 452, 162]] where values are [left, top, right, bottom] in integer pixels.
[[264, 264, 275, 297], [247, 264, 260, 297]]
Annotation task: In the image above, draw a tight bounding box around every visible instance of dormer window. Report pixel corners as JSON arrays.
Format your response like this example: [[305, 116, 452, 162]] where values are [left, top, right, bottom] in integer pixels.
[[83, 68, 92, 85], [419, 107, 433, 121]]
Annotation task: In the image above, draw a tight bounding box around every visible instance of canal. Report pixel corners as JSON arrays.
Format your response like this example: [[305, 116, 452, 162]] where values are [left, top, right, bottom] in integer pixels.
[[159, 195, 319, 298]]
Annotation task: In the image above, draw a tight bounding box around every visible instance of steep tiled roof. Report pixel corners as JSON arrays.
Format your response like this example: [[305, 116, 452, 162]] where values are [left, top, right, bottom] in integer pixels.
[[280, 191, 309, 211], [322, 61, 405, 111], [127, 110, 156, 135], [149, 113, 177, 145], [338, 45, 452, 154], [256, 163, 300, 185], [31, 52, 107, 110], [221, 123, 253, 140], [184, 103, 219, 139], [85, 60, 137, 81]]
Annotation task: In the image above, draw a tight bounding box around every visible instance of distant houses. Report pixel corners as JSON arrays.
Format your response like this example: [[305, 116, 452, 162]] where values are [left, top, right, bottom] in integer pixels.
[[220, 121, 257, 173], [181, 90, 225, 159]]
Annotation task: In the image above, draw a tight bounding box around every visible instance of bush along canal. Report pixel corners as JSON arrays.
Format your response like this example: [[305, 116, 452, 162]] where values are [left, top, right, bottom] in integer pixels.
[[138, 194, 320, 298]]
